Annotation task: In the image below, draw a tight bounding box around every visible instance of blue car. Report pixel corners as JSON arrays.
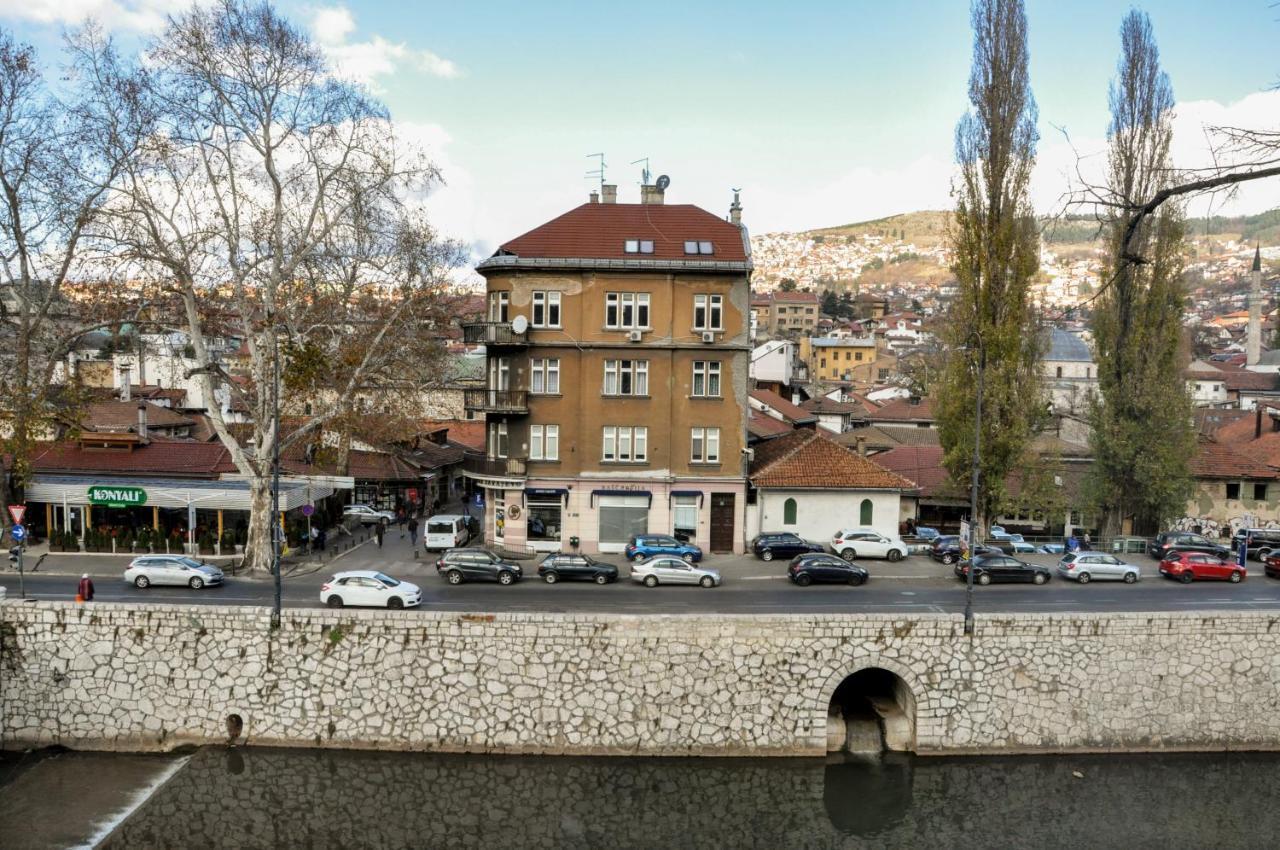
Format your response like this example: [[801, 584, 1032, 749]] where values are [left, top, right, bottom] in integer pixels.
[[912, 526, 941, 541], [625, 534, 703, 563]]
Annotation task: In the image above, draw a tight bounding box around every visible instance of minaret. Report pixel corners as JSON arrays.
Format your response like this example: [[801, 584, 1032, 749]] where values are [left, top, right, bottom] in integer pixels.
[[1247, 244, 1263, 367]]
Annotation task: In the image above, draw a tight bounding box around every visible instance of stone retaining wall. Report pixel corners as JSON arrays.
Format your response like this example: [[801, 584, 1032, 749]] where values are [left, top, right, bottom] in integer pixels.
[[1, 602, 1279, 756]]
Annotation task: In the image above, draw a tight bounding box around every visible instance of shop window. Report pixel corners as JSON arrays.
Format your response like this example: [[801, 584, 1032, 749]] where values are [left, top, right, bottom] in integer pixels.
[[783, 498, 797, 525], [527, 501, 561, 542], [673, 495, 699, 541], [860, 499, 873, 525]]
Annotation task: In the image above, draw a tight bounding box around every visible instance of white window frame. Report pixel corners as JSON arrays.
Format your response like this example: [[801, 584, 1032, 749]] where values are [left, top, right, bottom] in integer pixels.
[[603, 359, 648, 396], [602, 426, 648, 462], [532, 291, 561, 328], [530, 424, 559, 461], [605, 292, 651, 329], [488, 421, 509, 458], [530, 358, 560, 394], [624, 239, 654, 254], [692, 360, 721, 397], [691, 427, 720, 463], [488, 291, 509, 322], [693, 294, 723, 331]]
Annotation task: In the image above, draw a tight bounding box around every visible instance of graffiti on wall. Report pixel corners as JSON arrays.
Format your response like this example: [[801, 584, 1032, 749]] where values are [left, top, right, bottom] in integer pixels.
[[1171, 515, 1280, 538]]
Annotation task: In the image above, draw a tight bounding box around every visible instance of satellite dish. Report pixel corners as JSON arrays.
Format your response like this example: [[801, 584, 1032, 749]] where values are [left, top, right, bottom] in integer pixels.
[[511, 315, 529, 334], [655, 174, 671, 191]]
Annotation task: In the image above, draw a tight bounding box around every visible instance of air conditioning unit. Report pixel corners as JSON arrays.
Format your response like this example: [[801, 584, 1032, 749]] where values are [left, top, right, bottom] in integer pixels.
[[701, 331, 716, 343], [628, 329, 643, 342]]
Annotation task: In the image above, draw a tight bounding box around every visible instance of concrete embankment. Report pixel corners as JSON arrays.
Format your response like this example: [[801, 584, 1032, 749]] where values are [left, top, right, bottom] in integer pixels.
[[1, 601, 1279, 757]]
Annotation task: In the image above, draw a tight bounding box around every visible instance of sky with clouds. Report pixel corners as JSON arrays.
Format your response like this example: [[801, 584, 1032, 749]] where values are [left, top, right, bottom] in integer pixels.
[[2, 0, 1279, 257]]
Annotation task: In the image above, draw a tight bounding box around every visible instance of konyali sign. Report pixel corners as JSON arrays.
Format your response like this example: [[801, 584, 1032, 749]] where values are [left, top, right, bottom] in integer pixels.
[[87, 486, 148, 508]]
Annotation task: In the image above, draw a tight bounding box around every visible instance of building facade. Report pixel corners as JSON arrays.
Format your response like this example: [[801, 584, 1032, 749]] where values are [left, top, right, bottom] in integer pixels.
[[800, 336, 878, 383], [462, 185, 752, 554]]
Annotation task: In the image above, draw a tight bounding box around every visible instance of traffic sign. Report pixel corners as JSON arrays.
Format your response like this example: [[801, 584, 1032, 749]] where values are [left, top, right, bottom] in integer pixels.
[[301, 504, 315, 517], [10, 525, 26, 542], [7, 505, 25, 525]]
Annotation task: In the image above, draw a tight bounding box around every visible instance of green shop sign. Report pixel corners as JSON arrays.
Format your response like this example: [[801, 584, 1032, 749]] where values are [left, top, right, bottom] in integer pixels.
[[87, 486, 148, 508]]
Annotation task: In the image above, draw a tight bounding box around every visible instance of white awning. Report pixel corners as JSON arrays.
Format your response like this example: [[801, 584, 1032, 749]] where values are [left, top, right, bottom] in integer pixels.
[[26, 473, 353, 511]]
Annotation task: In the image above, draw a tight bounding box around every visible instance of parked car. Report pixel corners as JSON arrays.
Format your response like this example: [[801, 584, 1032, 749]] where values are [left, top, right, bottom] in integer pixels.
[[912, 526, 941, 541], [983, 538, 1038, 555], [1148, 531, 1230, 561], [1232, 528, 1280, 561], [1038, 543, 1066, 555], [1264, 552, 1280, 579], [434, 548, 523, 585], [929, 535, 1000, 565], [125, 555, 225, 589], [342, 504, 395, 526], [320, 570, 421, 608], [538, 552, 619, 584], [1057, 552, 1141, 584], [787, 553, 868, 586], [1159, 551, 1245, 584], [630, 556, 721, 588], [830, 528, 909, 562], [423, 515, 471, 551], [624, 534, 702, 563], [988, 525, 1010, 539], [954, 554, 1051, 585], [751, 532, 824, 562]]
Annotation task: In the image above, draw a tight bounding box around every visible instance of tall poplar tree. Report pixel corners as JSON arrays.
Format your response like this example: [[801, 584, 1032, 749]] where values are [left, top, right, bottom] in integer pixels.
[[936, 0, 1044, 528], [1086, 10, 1194, 536]]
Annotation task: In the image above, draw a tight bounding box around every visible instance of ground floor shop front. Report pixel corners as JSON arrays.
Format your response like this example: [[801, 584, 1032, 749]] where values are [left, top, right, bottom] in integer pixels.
[[476, 477, 747, 555]]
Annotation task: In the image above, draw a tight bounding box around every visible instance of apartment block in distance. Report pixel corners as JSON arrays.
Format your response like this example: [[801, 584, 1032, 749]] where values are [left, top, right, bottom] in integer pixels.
[[461, 181, 751, 554]]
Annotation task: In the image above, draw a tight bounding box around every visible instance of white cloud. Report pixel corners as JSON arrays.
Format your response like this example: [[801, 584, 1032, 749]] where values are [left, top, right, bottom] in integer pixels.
[[309, 5, 459, 88], [0, 0, 185, 31]]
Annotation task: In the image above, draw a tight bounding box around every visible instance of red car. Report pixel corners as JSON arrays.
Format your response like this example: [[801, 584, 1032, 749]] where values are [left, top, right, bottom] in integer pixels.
[[1264, 553, 1280, 579], [1159, 551, 1245, 584]]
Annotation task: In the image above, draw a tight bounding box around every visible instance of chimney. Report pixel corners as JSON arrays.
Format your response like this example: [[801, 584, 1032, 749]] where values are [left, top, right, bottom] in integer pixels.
[[589, 190, 599, 203], [137, 402, 148, 442], [640, 184, 665, 205], [1247, 243, 1263, 367], [601, 184, 617, 204], [1257, 403, 1264, 439], [729, 190, 743, 226], [120, 364, 131, 401], [855, 435, 867, 457]]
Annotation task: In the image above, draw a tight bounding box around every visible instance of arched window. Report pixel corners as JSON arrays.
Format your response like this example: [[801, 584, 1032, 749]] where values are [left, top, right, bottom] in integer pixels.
[[783, 498, 797, 525], [859, 498, 873, 525], [1055, 366, 1063, 378]]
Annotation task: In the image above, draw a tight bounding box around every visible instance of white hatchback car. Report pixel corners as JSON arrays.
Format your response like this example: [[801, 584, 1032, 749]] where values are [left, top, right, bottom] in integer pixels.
[[830, 529, 910, 562], [320, 570, 421, 609], [126, 555, 225, 589], [630, 556, 721, 588]]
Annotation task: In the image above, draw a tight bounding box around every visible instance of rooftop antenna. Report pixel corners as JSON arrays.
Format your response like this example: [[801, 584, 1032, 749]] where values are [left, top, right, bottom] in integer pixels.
[[585, 152, 606, 189], [631, 157, 651, 185]]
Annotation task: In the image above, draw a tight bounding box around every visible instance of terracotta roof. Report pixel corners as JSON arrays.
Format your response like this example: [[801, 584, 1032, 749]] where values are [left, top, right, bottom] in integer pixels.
[[833, 424, 941, 451], [346, 450, 423, 481], [750, 388, 817, 425], [749, 429, 914, 490], [1214, 363, 1279, 392], [83, 400, 195, 431], [767, 290, 819, 303], [872, 446, 949, 496], [748, 409, 795, 440], [421, 419, 485, 453], [1195, 408, 1255, 441], [866, 396, 936, 422], [1189, 439, 1280, 480], [800, 397, 871, 416], [32, 440, 236, 477], [127, 385, 189, 406], [492, 203, 747, 263]]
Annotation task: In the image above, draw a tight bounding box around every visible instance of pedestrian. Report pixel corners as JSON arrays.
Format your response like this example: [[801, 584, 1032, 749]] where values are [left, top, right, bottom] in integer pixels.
[[408, 517, 418, 548], [1083, 531, 1092, 551], [309, 525, 319, 553], [375, 522, 384, 549], [77, 573, 95, 602], [317, 528, 327, 551]]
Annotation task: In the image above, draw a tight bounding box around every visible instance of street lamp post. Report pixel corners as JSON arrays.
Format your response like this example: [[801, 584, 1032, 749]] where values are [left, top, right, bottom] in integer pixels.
[[965, 335, 985, 636], [271, 335, 282, 629]]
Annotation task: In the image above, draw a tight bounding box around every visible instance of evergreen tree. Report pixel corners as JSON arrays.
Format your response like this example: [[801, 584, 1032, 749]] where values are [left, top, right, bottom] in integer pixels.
[[821, 290, 840, 316], [936, 0, 1044, 528], [1086, 10, 1195, 536]]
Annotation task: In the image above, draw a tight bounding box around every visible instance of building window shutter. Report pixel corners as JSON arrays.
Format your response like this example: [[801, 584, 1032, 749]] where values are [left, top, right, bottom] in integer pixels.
[[783, 498, 797, 525], [860, 498, 873, 525]]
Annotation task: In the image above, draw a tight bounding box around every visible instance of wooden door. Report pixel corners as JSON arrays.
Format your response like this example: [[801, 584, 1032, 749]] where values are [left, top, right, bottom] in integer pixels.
[[710, 494, 735, 553]]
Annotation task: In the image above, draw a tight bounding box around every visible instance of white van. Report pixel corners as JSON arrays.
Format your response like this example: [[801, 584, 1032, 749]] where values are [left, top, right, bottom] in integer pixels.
[[424, 515, 470, 551]]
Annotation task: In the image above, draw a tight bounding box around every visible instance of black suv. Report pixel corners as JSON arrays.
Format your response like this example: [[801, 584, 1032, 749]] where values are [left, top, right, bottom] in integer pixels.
[[537, 553, 619, 585], [751, 533, 824, 562], [1233, 528, 1280, 561], [929, 536, 1000, 565], [1148, 531, 1230, 561], [787, 553, 868, 586], [435, 549, 523, 585]]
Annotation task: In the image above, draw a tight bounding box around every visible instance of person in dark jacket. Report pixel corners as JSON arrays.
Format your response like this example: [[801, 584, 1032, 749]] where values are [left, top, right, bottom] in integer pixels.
[[78, 574, 95, 601]]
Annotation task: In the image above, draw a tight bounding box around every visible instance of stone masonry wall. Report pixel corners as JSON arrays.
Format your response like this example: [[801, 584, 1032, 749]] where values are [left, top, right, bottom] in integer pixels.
[[2, 602, 1279, 756]]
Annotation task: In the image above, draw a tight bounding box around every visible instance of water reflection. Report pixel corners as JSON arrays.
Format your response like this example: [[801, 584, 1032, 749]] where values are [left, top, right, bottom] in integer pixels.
[[98, 746, 1280, 850]]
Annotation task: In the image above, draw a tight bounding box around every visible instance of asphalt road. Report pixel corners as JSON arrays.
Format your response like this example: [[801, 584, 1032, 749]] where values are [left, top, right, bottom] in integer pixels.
[[5, 546, 1280, 615]]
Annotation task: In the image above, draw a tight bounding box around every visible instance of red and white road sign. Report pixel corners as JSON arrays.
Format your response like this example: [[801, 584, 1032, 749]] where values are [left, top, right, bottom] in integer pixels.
[[7, 504, 26, 525]]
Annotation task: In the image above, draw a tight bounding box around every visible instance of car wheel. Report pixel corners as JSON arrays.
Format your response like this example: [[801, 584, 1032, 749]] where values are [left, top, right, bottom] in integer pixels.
[[1259, 548, 1272, 562], [189, 577, 205, 590], [643, 575, 658, 587], [682, 553, 696, 564], [1033, 572, 1048, 585], [497, 571, 514, 586], [850, 573, 867, 586], [977, 573, 991, 586], [942, 553, 956, 565], [1123, 572, 1137, 584], [699, 576, 714, 588], [1077, 572, 1091, 584], [1180, 571, 1195, 584], [594, 574, 609, 585], [133, 576, 150, 589], [887, 550, 903, 563], [326, 595, 343, 608], [795, 573, 813, 587], [387, 596, 404, 610], [761, 549, 773, 562], [543, 572, 558, 584], [841, 549, 857, 562], [632, 554, 646, 563], [1230, 570, 1243, 583], [446, 570, 463, 585]]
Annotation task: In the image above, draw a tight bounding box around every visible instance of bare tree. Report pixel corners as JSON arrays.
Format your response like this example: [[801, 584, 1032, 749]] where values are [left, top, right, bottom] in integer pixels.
[[102, 1, 458, 572], [936, 0, 1045, 528], [0, 27, 148, 515]]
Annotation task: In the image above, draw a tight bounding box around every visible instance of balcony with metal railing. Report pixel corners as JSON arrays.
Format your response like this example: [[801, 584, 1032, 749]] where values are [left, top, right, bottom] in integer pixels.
[[463, 388, 530, 415], [462, 322, 528, 346], [461, 453, 527, 485]]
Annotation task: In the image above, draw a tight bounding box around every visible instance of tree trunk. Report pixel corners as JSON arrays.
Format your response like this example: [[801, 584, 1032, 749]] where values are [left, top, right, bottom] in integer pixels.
[[243, 475, 275, 573]]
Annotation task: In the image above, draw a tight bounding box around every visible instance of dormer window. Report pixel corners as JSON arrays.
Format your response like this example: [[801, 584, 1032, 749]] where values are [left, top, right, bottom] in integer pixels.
[[624, 239, 654, 254], [684, 240, 715, 255]]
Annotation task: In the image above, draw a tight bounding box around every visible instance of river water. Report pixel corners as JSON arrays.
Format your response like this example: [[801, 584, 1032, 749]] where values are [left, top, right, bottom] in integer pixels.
[[1, 746, 1277, 849]]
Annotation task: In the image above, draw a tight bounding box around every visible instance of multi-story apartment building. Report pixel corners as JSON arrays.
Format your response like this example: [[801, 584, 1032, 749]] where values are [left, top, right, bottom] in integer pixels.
[[461, 184, 751, 554], [799, 336, 878, 383], [750, 290, 820, 337]]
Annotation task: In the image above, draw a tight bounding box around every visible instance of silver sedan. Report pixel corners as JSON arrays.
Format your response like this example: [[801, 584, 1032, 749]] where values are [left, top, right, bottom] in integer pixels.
[[125, 555, 226, 589], [630, 556, 721, 588], [1056, 552, 1141, 584]]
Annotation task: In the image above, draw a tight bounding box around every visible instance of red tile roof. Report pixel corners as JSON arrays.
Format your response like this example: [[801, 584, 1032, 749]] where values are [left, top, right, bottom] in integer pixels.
[[84, 400, 194, 431], [1213, 363, 1280, 392], [749, 388, 816, 425], [421, 420, 485, 453], [32, 440, 237, 477], [800, 397, 871, 417], [1189, 439, 1280, 480], [766, 290, 819, 303], [494, 203, 747, 263], [866, 396, 935, 422], [748, 409, 795, 440], [749, 429, 914, 490], [872, 445, 948, 496]]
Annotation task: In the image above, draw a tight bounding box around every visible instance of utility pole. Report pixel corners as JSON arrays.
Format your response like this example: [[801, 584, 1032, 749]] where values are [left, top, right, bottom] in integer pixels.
[[965, 336, 985, 636]]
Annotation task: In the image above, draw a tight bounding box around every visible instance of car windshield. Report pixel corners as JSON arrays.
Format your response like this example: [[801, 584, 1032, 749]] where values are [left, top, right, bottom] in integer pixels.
[[373, 573, 401, 587]]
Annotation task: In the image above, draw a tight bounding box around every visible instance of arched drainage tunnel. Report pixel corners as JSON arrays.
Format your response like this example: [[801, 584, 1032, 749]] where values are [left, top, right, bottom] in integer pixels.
[[826, 668, 917, 754]]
